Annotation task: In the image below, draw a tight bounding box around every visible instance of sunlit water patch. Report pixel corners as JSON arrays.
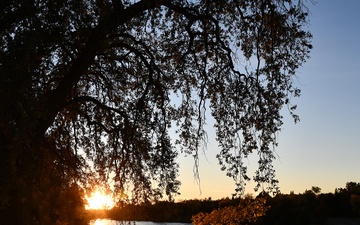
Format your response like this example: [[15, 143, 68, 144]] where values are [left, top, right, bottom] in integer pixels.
[[89, 219, 192, 225]]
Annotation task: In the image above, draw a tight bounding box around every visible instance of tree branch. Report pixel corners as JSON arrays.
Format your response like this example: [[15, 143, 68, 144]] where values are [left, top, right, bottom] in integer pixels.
[[36, 0, 161, 139]]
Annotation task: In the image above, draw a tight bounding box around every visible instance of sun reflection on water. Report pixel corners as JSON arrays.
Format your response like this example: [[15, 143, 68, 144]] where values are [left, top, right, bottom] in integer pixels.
[[90, 219, 129, 225], [93, 219, 105, 225], [90, 219, 112, 225]]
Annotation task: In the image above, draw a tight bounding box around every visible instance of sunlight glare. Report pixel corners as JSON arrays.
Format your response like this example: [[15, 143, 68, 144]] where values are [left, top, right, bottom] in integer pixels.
[[86, 190, 115, 210], [91, 219, 105, 225]]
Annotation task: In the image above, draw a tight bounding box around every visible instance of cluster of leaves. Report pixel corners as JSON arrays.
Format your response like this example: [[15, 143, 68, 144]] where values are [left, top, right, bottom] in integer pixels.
[[192, 195, 269, 225], [1, 0, 311, 224]]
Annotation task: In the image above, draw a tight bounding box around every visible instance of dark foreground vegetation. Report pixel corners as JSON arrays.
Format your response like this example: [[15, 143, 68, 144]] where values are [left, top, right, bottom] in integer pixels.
[[90, 182, 360, 225], [1, 0, 313, 224], [1, 0, 312, 223]]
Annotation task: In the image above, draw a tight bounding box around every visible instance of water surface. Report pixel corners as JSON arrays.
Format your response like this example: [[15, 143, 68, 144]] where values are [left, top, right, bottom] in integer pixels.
[[90, 219, 192, 225]]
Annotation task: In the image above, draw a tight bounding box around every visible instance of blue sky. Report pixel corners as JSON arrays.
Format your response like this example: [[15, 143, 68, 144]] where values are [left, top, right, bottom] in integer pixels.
[[176, 0, 360, 200]]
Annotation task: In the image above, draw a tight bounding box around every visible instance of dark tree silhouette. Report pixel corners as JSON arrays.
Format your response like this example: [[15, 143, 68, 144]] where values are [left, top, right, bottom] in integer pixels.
[[0, 0, 312, 224]]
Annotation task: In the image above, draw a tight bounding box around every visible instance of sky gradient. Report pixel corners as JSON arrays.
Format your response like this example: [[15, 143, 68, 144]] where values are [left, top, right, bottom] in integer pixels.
[[176, 0, 360, 200]]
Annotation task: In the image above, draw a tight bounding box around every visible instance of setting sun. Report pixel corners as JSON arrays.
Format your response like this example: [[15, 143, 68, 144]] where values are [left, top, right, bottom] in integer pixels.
[[85, 190, 115, 210]]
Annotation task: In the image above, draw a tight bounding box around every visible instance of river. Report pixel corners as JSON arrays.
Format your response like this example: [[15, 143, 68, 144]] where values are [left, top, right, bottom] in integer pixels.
[[89, 219, 192, 225]]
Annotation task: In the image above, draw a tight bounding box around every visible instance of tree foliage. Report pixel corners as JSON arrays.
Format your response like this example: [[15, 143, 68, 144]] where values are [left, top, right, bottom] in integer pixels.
[[192, 195, 269, 225], [0, 0, 311, 224]]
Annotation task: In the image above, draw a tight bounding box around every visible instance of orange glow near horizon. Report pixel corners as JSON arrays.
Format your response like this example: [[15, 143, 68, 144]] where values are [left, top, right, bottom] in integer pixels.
[[85, 190, 115, 210]]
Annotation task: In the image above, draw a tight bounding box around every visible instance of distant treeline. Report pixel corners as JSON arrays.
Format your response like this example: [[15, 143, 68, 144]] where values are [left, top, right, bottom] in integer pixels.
[[106, 197, 238, 223], [95, 182, 360, 224], [261, 182, 360, 225]]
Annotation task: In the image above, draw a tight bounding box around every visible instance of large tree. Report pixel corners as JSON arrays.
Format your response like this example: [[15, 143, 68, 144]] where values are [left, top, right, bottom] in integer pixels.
[[0, 0, 312, 224]]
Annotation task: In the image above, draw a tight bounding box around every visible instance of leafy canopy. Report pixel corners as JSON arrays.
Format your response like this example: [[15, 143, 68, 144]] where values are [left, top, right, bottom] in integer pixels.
[[0, 0, 312, 210]]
